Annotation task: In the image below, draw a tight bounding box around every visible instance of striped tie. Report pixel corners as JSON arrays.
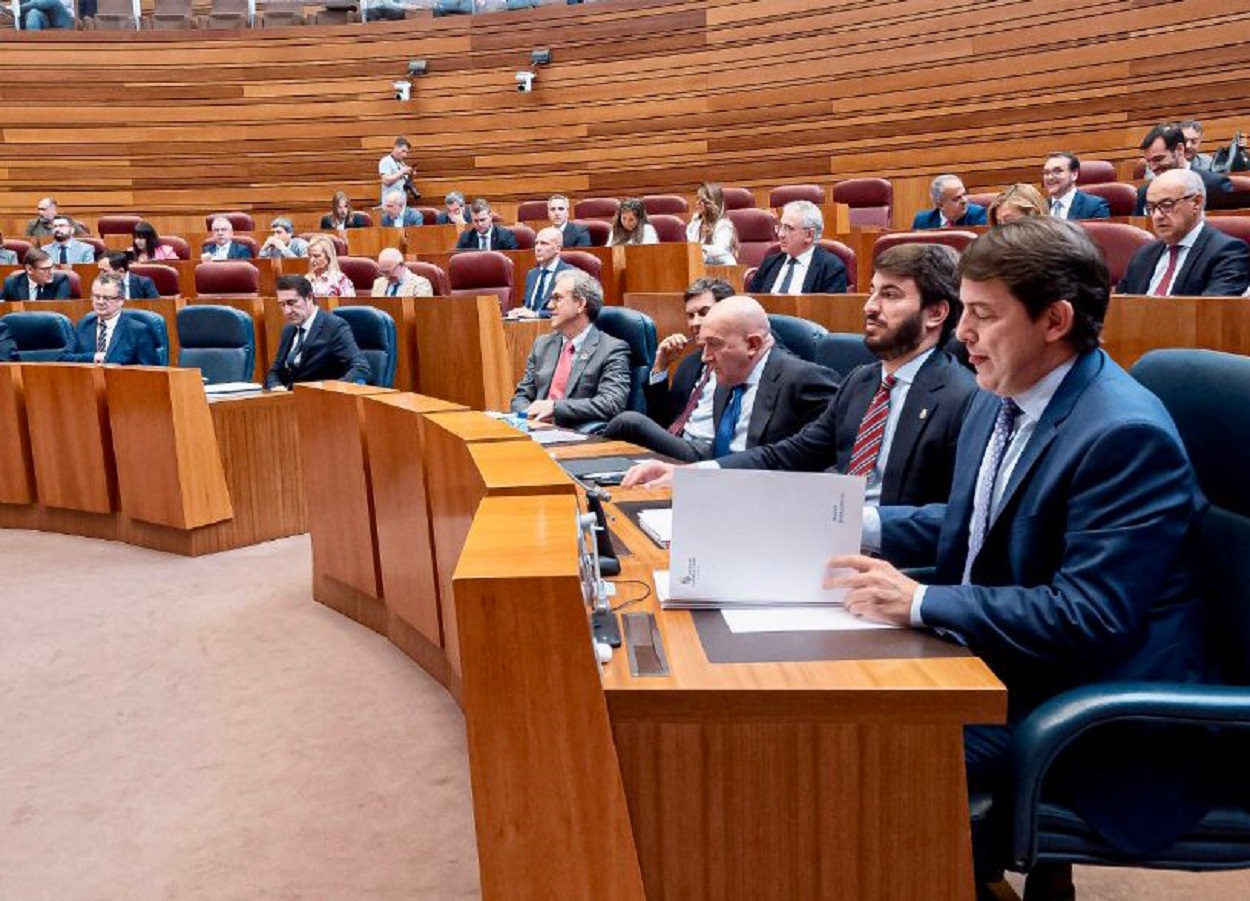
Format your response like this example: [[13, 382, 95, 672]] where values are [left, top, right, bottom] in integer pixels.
[[847, 375, 897, 476]]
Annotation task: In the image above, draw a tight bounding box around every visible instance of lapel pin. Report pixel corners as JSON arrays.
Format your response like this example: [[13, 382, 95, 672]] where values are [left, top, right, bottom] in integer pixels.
[[919, 408, 929, 420]]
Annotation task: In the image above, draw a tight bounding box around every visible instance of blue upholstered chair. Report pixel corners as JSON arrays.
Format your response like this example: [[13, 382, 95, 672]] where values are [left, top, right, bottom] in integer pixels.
[[176, 304, 256, 384], [813, 332, 875, 376], [333, 306, 397, 388], [767, 313, 827, 363], [2, 311, 76, 361], [593, 307, 656, 415], [79, 309, 169, 366]]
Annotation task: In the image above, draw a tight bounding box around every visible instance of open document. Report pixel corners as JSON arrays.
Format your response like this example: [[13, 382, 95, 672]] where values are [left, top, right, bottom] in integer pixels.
[[659, 468, 865, 609]]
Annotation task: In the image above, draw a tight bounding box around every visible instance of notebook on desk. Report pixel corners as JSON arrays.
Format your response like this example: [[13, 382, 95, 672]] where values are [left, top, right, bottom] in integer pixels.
[[558, 456, 641, 480]]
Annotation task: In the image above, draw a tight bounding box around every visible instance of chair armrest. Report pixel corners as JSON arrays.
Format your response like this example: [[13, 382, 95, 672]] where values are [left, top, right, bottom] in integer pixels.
[[1008, 682, 1250, 866]]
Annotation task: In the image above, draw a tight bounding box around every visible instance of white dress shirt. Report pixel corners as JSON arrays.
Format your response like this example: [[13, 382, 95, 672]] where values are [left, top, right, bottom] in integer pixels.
[[647, 363, 718, 444], [1049, 187, 1077, 220], [767, 246, 814, 295]]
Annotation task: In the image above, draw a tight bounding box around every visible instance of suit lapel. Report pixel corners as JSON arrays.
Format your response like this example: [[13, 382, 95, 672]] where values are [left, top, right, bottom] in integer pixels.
[[746, 353, 783, 445], [564, 328, 597, 393], [882, 355, 944, 490], [800, 250, 820, 293], [1171, 227, 1212, 295]]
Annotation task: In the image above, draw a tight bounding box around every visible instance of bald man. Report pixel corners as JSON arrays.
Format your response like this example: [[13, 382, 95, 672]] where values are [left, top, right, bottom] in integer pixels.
[[371, 247, 433, 297], [508, 226, 573, 319], [607, 296, 837, 461]]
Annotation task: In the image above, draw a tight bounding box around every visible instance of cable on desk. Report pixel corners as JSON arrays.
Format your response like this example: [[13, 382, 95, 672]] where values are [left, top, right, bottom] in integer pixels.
[[609, 579, 651, 612]]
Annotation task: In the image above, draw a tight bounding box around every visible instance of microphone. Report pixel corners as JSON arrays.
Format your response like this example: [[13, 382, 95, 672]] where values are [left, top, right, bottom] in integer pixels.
[[565, 470, 620, 577]]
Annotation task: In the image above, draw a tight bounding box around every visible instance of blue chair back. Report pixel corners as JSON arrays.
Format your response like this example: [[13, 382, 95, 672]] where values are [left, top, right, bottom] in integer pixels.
[[80, 309, 169, 366], [813, 332, 876, 376], [176, 304, 256, 384], [767, 314, 827, 363], [2, 311, 75, 361], [333, 306, 397, 387], [592, 307, 657, 414]]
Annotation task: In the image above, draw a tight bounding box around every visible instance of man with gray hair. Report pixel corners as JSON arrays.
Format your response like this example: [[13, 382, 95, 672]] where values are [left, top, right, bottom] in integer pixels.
[[911, 174, 988, 229], [746, 199, 848, 294], [437, 191, 468, 225], [380, 190, 424, 228], [371, 247, 432, 297], [510, 270, 630, 430], [259, 218, 310, 259], [1118, 168, 1249, 296]]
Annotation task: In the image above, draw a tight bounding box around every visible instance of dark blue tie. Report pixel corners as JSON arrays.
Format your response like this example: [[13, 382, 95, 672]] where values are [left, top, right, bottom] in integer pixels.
[[713, 384, 746, 457]]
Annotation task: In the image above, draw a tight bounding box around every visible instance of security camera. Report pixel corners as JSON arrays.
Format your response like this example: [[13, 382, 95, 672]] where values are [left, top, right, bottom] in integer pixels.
[[515, 71, 535, 93], [392, 80, 411, 102]]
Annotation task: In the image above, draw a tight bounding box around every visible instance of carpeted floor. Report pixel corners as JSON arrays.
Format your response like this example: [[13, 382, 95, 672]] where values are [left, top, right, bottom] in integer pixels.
[[2, 529, 1247, 900]]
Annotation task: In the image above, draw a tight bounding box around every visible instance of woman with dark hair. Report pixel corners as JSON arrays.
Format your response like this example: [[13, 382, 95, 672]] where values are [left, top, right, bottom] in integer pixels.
[[605, 198, 659, 246], [131, 221, 179, 262], [686, 182, 738, 264], [320, 192, 371, 231]]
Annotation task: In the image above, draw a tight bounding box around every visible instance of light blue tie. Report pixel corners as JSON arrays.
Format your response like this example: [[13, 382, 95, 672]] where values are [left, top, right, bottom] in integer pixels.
[[712, 384, 746, 457], [963, 397, 1022, 583]]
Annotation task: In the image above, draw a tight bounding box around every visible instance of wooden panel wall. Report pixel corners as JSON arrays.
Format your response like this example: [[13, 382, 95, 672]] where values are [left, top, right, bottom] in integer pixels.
[[1, 0, 1247, 221]]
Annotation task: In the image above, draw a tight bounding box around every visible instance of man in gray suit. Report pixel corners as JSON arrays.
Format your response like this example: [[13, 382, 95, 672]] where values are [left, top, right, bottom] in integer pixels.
[[42, 216, 95, 265], [511, 270, 630, 431]]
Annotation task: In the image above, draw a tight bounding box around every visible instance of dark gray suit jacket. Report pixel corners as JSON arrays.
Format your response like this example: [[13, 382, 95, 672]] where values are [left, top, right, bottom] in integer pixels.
[[1117, 224, 1250, 297], [510, 325, 631, 429], [710, 348, 839, 451]]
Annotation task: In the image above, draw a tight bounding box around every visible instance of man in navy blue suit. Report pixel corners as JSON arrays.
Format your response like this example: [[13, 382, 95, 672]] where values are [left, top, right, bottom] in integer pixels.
[[1041, 152, 1110, 220], [746, 200, 848, 294], [454, 199, 519, 252], [379, 190, 424, 228], [827, 218, 1204, 891], [60, 273, 161, 365], [265, 275, 371, 390], [546, 194, 591, 248], [100, 251, 160, 299], [2, 248, 72, 301], [911, 174, 988, 229], [506, 227, 573, 320], [1133, 123, 1234, 216], [200, 218, 255, 262]]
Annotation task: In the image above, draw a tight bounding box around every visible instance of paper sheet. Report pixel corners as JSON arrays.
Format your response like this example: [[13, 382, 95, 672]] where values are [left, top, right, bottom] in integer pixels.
[[530, 428, 588, 445], [721, 607, 897, 633]]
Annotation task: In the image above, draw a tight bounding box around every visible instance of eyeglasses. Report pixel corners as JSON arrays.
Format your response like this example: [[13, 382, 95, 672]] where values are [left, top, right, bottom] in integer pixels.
[[91, 293, 121, 302], [33, 265, 54, 273], [1143, 194, 1198, 216], [775, 223, 810, 235]]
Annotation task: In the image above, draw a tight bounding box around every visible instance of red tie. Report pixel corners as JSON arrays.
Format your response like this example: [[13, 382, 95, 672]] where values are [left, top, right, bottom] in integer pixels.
[[1152, 245, 1182, 296], [548, 340, 576, 400], [847, 375, 897, 476], [668, 366, 710, 435]]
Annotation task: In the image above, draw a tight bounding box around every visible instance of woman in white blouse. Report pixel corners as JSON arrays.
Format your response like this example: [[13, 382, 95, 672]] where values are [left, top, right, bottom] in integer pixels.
[[685, 182, 738, 264], [605, 198, 659, 246]]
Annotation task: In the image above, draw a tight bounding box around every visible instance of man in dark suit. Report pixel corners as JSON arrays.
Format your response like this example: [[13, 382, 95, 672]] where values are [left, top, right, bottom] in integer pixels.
[[1041, 152, 1110, 220], [60, 273, 161, 365], [455, 199, 518, 252], [201, 218, 255, 262], [828, 218, 1204, 894], [2, 248, 72, 301], [912, 175, 988, 229], [510, 270, 630, 431], [265, 275, 372, 390], [100, 252, 160, 299], [747, 200, 848, 294], [1133, 123, 1234, 216], [0, 318, 17, 361], [1118, 169, 1250, 296], [379, 190, 424, 228], [507, 227, 574, 320], [436, 191, 468, 225], [547, 194, 591, 248]]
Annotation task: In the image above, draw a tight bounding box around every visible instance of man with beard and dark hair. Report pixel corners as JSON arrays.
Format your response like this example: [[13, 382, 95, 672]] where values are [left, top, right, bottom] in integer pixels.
[[623, 243, 977, 503]]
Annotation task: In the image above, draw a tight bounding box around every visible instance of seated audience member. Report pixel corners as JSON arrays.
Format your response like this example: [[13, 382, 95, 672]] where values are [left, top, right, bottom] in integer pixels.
[[746, 200, 848, 294], [437, 192, 469, 226], [42, 216, 96, 265], [21, 0, 75, 29], [379, 190, 424, 228], [605, 198, 659, 247], [1118, 169, 1250, 297], [371, 247, 432, 297], [510, 270, 630, 430], [1041, 152, 1110, 220], [201, 218, 255, 262], [455, 199, 519, 251], [625, 245, 974, 497], [546, 194, 591, 248], [99, 251, 160, 299], [686, 182, 739, 264], [25, 197, 87, 239], [912, 175, 988, 229], [986, 183, 1049, 225], [0, 233, 17, 266], [0, 319, 16, 361], [1134, 123, 1234, 215], [60, 273, 161, 365], [132, 221, 179, 262], [608, 289, 836, 462], [507, 227, 571, 320], [259, 218, 310, 259], [1180, 120, 1214, 172], [824, 218, 1204, 896], [265, 275, 371, 390], [320, 191, 371, 231], [2, 249, 72, 301], [305, 235, 356, 297]]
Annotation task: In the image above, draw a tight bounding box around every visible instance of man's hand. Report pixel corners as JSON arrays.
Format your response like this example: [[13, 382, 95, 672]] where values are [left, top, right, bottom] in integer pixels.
[[621, 460, 678, 489], [823, 554, 918, 627], [200, 252, 213, 263], [653, 333, 690, 372], [525, 399, 556, 422], [505, 306, 540, 320]]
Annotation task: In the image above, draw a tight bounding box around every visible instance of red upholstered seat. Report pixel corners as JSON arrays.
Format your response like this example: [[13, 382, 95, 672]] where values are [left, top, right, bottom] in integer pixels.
[[507, 224, 536, 250], [204, 211, 256, 232], [157, 236, 191, 260], [559, 250, 602, 282], [130, 263, 181, 297], [194, 261, 261, 297], [406, 261, 450, 296], [576, 220, 611, 246], [413, 207, 440, 225], [338, 256, 380, 291], [872, 230, 979, 261], [1210, 175, 1250, 212], [1132, 159, 1147, 180], [967, 193, 997, 210], [721, 187, 756, 210], [63, 270, 82, 298], [758, 239, 858, 292], [573, 198, 620, 221], [516, 200, 549, 222], [1208, 216, 1250, 247], [833, 178, 893, 228], [642, 195, 688, 215], [72, 236, 106, 261], [1082, 183, 1138, 217], [96, 214, 143, 236], [3, 238, 34, 259], [1079, 160, 1117, 185], [769, 184, 825, 208], [726, 208, 779, 267], [353, 211, 374, 227], [648, 214, 687, 243], [301, 233, 347, 255], [449, 250, 515, 312], [1076, 221, 1154, 286]]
